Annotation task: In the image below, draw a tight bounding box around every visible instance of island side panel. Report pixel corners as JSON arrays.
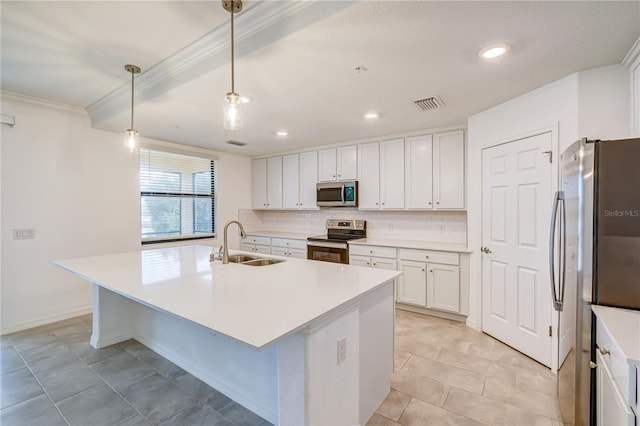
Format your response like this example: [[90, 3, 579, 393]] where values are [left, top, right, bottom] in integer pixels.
[[277, 331, 306, 426], [90, 284, 135, 348], [359, 281, 395, 424], [305, 306, 360, 426], [132, 304, 280, 424]]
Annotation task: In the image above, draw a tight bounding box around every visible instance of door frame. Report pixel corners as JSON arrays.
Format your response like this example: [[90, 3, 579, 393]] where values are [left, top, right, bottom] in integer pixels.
[[472, 123, 560, 372]]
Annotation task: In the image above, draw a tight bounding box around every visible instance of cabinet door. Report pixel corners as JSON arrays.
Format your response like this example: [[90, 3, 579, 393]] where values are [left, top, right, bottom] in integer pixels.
[[252, 158, 268, 209], [405, 135, 433, 209], [427, 264, 460, 313], [299, 151, 318, 209], [596, 351, 635, 426], [358, 142, 380, 209], [318, 148, 337, 182], [433, 130, 465, 209], [337, 145, 357, 180], [287, 248, 307, 259], [380, 138, 405, 209], [282, 154, 300, 209], [266, 156, 283, 209], [350, 255, 371, 267], [397, 260, 427, 306]]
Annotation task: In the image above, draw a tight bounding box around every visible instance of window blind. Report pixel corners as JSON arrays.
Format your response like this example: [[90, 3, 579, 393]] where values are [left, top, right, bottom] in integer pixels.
[[140, 148, 216, 243]]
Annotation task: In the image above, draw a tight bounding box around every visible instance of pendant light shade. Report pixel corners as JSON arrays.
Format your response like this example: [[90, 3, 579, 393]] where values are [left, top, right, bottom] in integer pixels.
[[223, 0, 246, 130], [125, 64, 141, 152]]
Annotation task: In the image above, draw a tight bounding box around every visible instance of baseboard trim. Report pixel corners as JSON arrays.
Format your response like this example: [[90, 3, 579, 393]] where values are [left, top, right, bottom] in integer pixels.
[[395, 303, 466, 323], [1, 306, 93, 335], [134, 334, 278, 425]]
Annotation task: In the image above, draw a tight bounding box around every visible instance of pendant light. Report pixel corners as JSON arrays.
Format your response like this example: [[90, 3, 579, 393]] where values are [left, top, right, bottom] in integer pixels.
[[223, 0, 245, 130], [125, 64, 141, 152]]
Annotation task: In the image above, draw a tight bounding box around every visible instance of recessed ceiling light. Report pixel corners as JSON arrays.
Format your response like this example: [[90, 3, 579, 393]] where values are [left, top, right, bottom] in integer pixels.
[[276, 131, 288, 136], [478, 43, 510, 59], [364, 112, 380, 119]]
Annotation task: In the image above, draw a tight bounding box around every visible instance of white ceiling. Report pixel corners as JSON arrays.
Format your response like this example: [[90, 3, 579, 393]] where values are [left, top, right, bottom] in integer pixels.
[[2, 1, 639, 157]]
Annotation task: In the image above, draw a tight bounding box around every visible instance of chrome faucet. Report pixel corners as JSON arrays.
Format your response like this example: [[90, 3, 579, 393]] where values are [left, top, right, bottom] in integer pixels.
[[222, 220, 247, 264]]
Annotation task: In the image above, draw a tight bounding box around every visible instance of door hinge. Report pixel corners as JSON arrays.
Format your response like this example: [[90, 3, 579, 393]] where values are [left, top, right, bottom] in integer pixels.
[[549, 325, 552, 337], [543, 150, 552, 163]]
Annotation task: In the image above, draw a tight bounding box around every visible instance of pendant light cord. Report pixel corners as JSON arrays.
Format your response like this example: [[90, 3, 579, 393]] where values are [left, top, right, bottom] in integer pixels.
[[130, 69, 135, 129], [230, 6, 235, 95]]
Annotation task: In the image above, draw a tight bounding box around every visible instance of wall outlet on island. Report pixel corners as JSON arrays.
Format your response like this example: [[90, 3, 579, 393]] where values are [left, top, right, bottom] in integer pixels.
[[337, 336, 347, 364]]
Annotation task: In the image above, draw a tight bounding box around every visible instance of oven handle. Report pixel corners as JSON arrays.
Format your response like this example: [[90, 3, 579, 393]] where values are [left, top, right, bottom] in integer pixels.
[[307, 241, 348, 249]]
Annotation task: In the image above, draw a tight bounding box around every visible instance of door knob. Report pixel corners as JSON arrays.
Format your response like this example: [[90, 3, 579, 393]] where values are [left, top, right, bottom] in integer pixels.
[[481, 247, 492, 254]]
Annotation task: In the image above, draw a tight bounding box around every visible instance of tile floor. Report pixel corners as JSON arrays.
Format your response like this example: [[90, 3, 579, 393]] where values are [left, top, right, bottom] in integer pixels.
[[367, 309, 564, 426], [0, 315, 272, 426], [1, 310, 563, 426]]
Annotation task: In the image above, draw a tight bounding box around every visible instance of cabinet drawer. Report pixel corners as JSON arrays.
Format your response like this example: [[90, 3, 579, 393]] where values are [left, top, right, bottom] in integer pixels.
[[349, 244, 396, 259], [596, 318, 631, 405], [271, 237, 307, 250], [371, 257, 397, 270], [349, 255, 371, 267], [398, 248, 459, 265], [245, 235, 271, 246]]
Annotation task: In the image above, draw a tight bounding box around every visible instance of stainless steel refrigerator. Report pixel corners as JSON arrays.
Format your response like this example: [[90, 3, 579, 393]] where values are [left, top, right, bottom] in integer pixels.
[[551, 138, 640, 425]]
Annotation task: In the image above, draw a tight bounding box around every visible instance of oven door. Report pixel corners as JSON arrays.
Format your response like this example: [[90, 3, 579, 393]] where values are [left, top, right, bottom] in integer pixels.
[[306, 241, 349, 264]]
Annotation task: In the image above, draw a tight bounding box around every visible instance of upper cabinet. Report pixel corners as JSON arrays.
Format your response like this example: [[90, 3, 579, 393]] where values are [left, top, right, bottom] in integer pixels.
[[358, 139, 405, 210], [252, 157, 282, 209], [318, 146, 357, 182], [405, 130, 465, 210], [283, 152, 318, 210]]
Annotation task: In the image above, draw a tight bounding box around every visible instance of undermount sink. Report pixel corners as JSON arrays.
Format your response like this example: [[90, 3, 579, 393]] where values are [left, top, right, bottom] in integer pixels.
[[227, 254, 259, 263], [227, 254, 284, 266]]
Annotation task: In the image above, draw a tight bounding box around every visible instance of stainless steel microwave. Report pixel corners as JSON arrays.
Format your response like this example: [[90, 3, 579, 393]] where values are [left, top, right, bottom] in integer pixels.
[[316, 181, 358, 207]]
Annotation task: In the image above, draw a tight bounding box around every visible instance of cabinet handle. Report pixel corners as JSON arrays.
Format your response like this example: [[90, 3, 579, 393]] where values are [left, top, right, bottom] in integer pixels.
[[598, 347, 610, 356], [375, 202, 379, 205], [372, 263, 376, 266], [366, 262, 370, 266], [425, 255, 429, 259], [333, 175, 336, 178], [430, 269, 434, 273], [421, 268, 425, 272], [428, 202, 432, 205], [338, 174, 341, 178], [436, 201, 440, 205], [370, 250, 373, 254], [382, 202, 385, 205], [589, 361, 598, 369]]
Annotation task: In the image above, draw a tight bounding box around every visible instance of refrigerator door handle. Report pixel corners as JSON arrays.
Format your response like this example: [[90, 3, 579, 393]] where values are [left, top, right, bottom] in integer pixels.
[[549, 191, 565, 312]]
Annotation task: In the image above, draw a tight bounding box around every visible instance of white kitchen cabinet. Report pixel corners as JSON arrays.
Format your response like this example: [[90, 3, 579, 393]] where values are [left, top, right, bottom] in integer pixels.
[[433, 130, 465, 209], [405, 134, 433, 209], [594, 310, 637, 426], [252, 158, 267, 209], [397, 248, 461, 314], [397, 260, 427, 306], [252, 157, 283, 209], [357, 142, 380, 209], [242, 235, 271, 254], [357, 139, 404, 210], [281, 152, 318, 210], [271, 237, 307, 259], [299, 151, 318, 209], [404, 130, 465, 210], [426, 263, 460, 313], [282, 154, 300, 209], [318, 146, 357, 182]]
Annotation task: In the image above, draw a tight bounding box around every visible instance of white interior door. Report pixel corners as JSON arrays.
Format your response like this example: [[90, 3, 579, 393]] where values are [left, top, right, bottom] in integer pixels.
[[481, 132, 553, 367]]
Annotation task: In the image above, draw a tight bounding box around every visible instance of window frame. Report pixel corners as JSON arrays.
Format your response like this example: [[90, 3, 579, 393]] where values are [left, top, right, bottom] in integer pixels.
[[140, 148, 217, 245]]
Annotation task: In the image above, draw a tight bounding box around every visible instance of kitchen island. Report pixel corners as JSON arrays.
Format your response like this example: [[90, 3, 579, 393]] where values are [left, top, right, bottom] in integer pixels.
[[54, 245, 400, 425]]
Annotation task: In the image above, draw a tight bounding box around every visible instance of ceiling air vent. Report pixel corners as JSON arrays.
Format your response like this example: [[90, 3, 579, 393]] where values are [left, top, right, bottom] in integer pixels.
[[226, 140, 246, 147], [414, 96, 445, 111]]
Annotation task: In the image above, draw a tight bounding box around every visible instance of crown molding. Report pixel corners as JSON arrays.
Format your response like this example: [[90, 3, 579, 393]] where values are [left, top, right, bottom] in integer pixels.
[[1, 90, 87, 115], [622, 36, 640, 67], [87, 1, 358, 127]]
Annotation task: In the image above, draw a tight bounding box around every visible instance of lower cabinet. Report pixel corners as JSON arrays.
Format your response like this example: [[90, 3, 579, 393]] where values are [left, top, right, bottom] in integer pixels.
[[242, 235, 271, 255], [271, 236, 307, 259], [240, 243, 271, 255], [396, 249, 461, 314], [596, 351, 635, 426]]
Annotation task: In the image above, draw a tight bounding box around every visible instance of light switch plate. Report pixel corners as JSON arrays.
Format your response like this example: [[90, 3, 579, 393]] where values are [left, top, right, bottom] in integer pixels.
[[13, 228, 35, 240], [337, 336, 347, 364]]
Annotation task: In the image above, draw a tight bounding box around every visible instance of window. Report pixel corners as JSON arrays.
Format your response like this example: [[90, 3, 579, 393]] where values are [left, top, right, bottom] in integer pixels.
[[140, 148, 216, 243]]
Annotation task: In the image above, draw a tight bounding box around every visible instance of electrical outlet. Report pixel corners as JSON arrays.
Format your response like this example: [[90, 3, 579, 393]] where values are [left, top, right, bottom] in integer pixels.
[[13, 228, 35, 240], [337, 337, 347, 364]]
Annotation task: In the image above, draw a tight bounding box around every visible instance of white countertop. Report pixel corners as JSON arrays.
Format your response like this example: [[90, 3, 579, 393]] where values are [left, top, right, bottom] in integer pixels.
[[54, 245, 400, 351], [592, 305, 640, 366], [348, 238, 472, 253], [245, 230, 312, 240]]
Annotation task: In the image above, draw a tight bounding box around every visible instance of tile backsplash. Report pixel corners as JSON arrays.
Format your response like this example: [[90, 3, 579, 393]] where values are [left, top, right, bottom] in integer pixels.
[[238, 209, 467, 245]]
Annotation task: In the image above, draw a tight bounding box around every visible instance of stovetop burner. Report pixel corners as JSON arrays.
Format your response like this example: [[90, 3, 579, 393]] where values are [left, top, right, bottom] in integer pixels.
[[307, 219, 366, 243]]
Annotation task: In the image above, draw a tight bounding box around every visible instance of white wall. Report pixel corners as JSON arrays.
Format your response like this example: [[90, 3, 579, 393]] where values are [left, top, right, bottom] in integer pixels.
[[466, 65, 631, 330], [1, 92, 251, 334]]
